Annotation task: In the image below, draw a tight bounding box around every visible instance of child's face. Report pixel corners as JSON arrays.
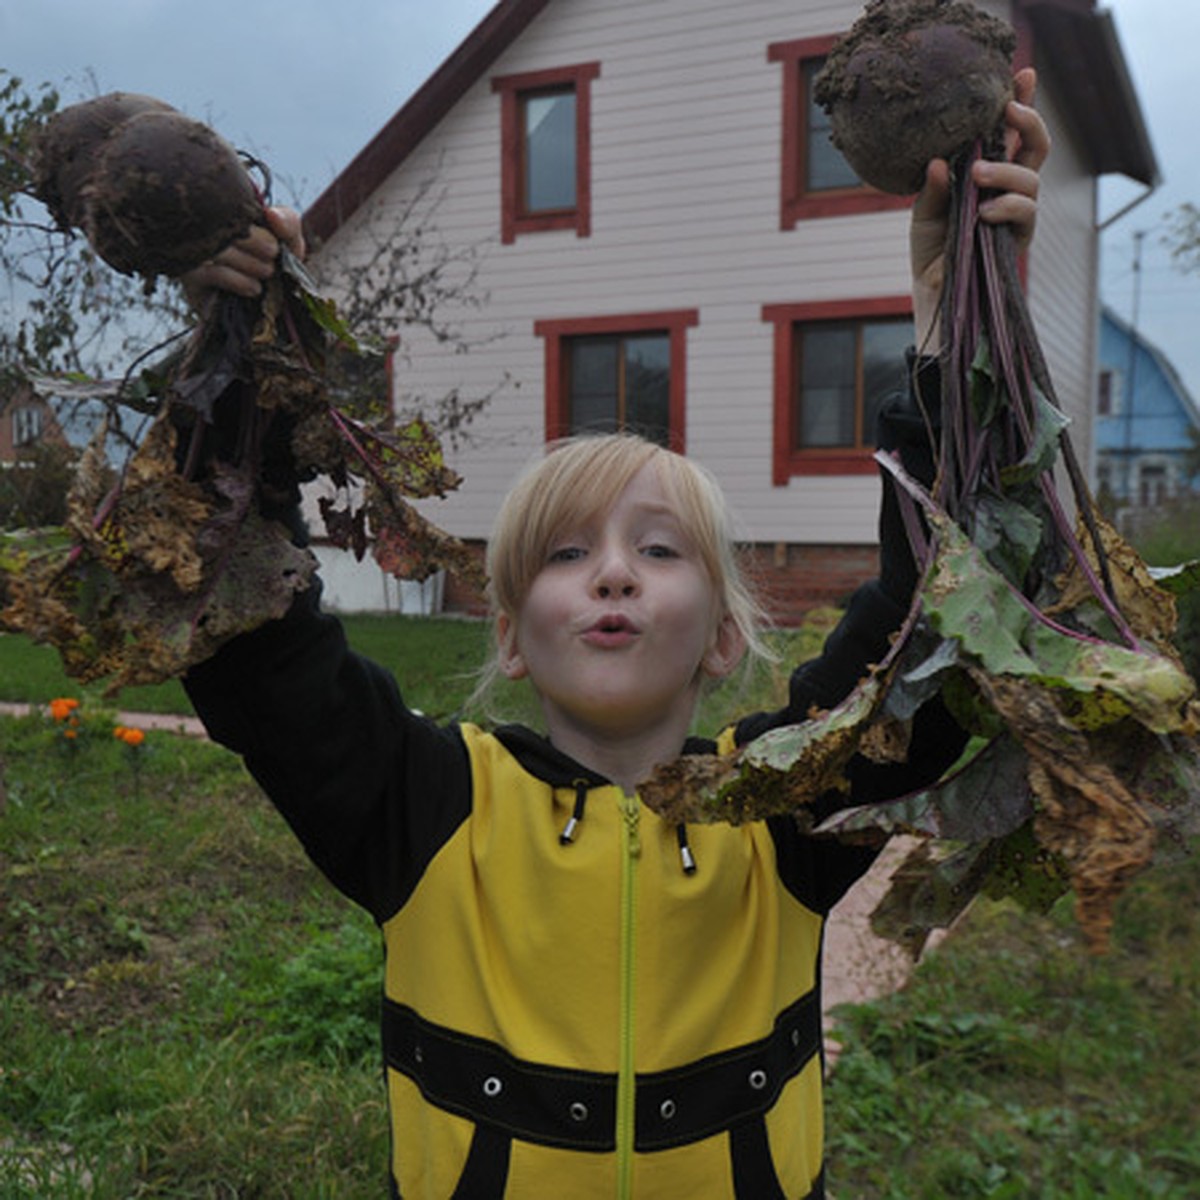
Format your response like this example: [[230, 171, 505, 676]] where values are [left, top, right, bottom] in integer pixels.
[[497, 463, 744, 750]]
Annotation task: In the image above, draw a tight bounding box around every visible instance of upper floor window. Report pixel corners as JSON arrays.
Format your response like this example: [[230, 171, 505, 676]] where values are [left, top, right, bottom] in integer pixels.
[[534, 310, 699, 449], [1097, 367, 1124, 417], [493, 63, 601, 244], [763, 297, 912, 483], [767, 37, 911, 229], [523, 89, 576, 213]]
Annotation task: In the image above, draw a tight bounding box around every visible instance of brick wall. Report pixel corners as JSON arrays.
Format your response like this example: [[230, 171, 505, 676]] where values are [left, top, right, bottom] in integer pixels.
[[440, 540, 880, 627]]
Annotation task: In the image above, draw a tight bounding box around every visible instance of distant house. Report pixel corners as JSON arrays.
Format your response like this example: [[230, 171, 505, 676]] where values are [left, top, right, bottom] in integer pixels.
[[302, 0, 1157, 621], [0, 381, 68, 464], [1095, 306, 1200, 509]]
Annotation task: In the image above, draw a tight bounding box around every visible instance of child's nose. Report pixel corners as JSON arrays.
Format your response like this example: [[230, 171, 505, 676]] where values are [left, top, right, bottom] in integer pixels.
[[592, 547, 638, 598]]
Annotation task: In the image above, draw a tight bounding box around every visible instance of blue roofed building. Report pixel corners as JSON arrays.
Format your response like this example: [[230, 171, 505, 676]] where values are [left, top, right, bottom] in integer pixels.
[[1095, 305, 1200, 510]]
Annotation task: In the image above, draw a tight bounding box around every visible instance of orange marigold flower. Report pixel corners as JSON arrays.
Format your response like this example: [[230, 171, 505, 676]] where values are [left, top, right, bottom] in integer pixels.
[[63, 728, 78, 740], [49, 697, 80, 721], [120, 727, 146, 748]]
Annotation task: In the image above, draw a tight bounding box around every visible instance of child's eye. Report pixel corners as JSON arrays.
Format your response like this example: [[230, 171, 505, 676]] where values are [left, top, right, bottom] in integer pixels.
[[547, 545, 585, 564], [641, 543, 679, 560]]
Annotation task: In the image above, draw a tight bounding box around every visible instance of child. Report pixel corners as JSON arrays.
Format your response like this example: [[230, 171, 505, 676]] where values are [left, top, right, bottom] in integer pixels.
[[184, 72, 1047, 1200]]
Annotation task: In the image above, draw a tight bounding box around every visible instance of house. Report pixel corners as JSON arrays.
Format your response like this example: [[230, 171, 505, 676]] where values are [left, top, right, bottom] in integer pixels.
[[1094, 305, 1200, 510], [0, 381, 68, 464], [302, 0, 1157, 622]]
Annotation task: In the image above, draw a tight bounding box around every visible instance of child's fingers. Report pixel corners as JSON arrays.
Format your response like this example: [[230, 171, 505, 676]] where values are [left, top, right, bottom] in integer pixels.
[[263, 205, 306, 260]]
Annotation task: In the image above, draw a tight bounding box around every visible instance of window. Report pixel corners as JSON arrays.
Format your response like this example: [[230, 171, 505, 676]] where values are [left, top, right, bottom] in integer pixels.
[[1139, 463, 1167, 508], [534, 310, 700, 449], [493, 63, 601, 244], [12, 405, 43, 447], [763, 298, 913, 483], [767, 37, 911, 229], [1097, 367, 1123, 417]]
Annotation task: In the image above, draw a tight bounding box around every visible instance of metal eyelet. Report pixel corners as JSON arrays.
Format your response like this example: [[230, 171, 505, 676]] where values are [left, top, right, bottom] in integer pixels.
[[660, 1099, 677, 1120], [748, 1069, 768, 1091], [413, 1045, 424, 1064], [569, 1101, 589, 1123], [483, 1076, 503, 1098], [791, 1029, 801, 1048]]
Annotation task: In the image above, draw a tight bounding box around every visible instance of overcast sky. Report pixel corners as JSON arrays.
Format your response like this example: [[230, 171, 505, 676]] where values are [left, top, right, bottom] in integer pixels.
[[5, 0, 1200, 396]]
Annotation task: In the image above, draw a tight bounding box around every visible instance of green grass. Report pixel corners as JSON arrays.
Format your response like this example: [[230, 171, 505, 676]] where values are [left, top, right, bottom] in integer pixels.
[[824, 852, 1200, 1199], [0, 611, 829, 734], [3, 613, 1196, 1195]]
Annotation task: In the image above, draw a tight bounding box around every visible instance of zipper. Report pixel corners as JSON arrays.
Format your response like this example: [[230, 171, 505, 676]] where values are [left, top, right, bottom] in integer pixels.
[[616, 791, 641, 1199]]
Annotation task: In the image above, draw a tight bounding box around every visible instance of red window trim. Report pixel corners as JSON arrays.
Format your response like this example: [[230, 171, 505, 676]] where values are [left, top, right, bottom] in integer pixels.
[[492, 62, 601, 245], [762, 295, 913, 484], [533, 309, 700, 450], [767, 36, 912, 230]]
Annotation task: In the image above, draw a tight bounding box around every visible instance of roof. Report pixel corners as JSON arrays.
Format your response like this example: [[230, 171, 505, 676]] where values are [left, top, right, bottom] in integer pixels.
[[1020, 0, 1159, 187], [305, 0, 551, 245], [304, 0, 1160, 245], [1101, 304, 1200, 423]]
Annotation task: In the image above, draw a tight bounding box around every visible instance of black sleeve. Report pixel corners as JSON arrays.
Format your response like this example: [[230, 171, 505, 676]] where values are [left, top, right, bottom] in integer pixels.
[[184, 582, 473, 922]]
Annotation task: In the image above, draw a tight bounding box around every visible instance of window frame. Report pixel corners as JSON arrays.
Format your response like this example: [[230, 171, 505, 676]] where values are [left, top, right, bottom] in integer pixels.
[[533, 309, 700, 449], [493, 62, 601, 245], [767, 36, 912, 230], [762, 296, 913, 484]]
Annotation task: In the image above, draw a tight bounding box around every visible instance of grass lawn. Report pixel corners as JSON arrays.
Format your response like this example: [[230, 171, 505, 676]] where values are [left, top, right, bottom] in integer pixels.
[[2, 613, 1197, 1196]]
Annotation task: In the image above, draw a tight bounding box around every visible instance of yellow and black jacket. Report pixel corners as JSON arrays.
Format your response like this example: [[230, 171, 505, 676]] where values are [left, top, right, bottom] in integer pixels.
[[185, 569, 964, 1199]]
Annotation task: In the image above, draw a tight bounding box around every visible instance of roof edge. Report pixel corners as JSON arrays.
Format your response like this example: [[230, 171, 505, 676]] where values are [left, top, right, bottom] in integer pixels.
[[303, 0, 554, 245]]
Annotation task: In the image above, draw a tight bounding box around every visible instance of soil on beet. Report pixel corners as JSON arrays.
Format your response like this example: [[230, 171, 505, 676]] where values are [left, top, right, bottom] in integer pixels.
[[815, 0, 1016, 195], [82, 109, 262, 278]]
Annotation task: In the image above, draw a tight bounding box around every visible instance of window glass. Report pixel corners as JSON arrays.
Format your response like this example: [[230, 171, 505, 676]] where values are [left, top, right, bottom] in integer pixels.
[[799, 325, 856, 447], [624, 336, 670, 443], [796, 318, 910, 449], [803, 60, 859, 192], [569, 337, 619, 431], [862, 319, 913, 438], [524, 90, 576, 212], [567, 333, 670, 445]]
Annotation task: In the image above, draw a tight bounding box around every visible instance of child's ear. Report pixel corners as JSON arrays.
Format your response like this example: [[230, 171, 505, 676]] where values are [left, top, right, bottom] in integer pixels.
[[701, 612, 746, 680], [496, 612, 528, 681]]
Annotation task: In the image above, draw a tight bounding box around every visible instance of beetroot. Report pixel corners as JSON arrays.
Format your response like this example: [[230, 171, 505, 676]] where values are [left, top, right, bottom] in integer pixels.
[[33, 91, 177, 228], [81, 109, 262, 277], [814, 0, 1016, 195], [33, 94, 263, 279]]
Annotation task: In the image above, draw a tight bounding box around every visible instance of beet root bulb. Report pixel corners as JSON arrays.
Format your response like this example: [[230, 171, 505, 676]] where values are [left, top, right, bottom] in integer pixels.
[[815, 0, 1016, 196], [82, 109, 263, 278], [33, 91, 178, 229]]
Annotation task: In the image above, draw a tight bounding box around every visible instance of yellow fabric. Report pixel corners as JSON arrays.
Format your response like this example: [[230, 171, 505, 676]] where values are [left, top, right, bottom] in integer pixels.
[[381, 723, 828, 1198]]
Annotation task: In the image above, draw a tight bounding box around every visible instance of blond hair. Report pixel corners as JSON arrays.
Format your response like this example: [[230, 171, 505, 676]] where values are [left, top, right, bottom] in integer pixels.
[[474, 433, 771, 713]]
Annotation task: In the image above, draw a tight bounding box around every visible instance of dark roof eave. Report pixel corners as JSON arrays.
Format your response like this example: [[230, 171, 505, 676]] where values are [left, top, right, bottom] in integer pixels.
[[303, 0, 553, 246], [1023, 2, 1159, 186]]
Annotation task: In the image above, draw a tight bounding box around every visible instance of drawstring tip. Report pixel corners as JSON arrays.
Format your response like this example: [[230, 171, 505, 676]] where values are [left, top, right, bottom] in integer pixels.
[[676, 824, 697, 874], [559, 816, 579, 844]]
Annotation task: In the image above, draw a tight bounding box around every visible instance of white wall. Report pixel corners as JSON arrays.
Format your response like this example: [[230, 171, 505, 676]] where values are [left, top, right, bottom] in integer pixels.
[[312, 0, 1101, 600]]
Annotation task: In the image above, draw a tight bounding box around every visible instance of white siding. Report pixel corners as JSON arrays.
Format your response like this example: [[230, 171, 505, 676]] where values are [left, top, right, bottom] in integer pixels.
[[312, 0, 1102, 570]]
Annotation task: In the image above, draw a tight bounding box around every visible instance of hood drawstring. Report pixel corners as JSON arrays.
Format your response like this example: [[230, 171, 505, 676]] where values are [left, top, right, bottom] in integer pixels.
[[676, 824, 697, 875], [558, 781, 697, 874], [560, 780, 589, 844]]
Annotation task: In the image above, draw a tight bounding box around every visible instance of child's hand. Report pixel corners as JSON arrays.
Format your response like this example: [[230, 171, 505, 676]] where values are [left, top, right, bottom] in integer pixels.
[[182, 205, 306, 305], [910, 68, 1049, 352]]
